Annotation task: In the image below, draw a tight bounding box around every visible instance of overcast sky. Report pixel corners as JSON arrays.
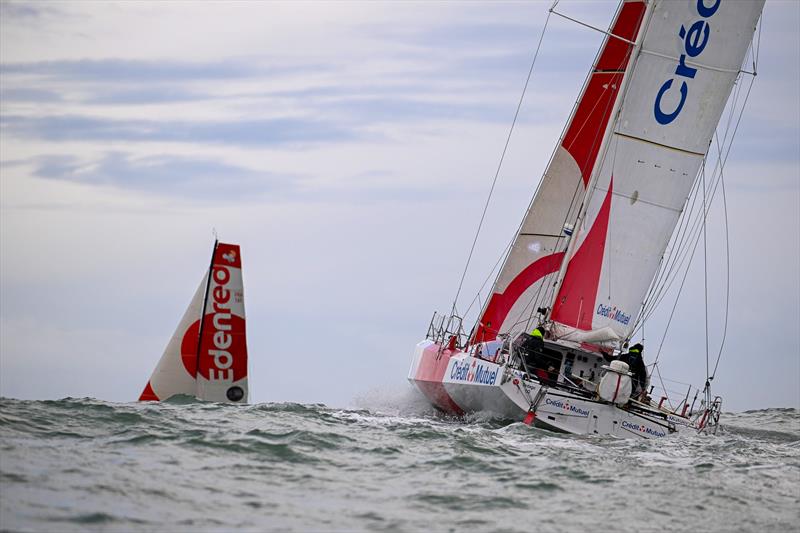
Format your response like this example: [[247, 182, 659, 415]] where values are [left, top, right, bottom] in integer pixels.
[[1, 0, 797, 412]]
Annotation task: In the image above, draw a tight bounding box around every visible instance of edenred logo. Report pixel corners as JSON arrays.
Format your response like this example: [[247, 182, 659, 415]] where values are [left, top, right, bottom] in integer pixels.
[[181, 265, 247, 382]]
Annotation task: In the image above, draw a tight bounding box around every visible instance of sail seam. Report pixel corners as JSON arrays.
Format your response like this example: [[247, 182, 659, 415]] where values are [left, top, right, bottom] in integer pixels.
[[613, 131, 705, 157], [594, 187, 682, 213], [639, 48, 745, 74]]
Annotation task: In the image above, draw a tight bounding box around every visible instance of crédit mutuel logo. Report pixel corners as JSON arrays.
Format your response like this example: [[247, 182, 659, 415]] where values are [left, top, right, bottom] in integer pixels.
[[544, 397, 590, 417], [654, 0, 721, 125], [450, 360, 498, 386]]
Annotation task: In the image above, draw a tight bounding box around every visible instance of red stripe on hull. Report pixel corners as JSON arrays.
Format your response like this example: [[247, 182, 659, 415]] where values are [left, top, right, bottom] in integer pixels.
[[414, 344, 464, 415]]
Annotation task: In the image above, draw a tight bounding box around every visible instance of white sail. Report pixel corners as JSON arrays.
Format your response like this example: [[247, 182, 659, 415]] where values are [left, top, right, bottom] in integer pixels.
[[140, 242, 248, 403], [195, 243, 248, 403], [139, 273, 208, 401], [550, 0, 765, 344], [472, 0, 648, 343]]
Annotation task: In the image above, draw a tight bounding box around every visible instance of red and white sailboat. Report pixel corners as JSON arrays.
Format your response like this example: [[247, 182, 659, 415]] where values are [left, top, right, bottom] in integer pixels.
[[140, 240, 249, 403], [409, 0, 764, 438]]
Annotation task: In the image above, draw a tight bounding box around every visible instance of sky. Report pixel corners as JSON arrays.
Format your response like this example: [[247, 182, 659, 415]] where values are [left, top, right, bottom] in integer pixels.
[[1, 0, 798, 413]]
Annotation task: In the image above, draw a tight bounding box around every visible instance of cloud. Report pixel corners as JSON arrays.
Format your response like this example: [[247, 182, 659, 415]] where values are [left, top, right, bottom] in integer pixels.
[[0, 87, 63, 103], [1, 114, 359, 147], [27, 152, 299, 202], [1, 58, 318, 83], [15, 152, 445, 206], [0, 1, 64, 21]]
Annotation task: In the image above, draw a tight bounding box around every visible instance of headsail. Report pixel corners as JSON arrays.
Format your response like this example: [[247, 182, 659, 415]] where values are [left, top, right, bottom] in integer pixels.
[[139, 242, 248, 403], [472, 0, 648, 343], [550, 0, 765, 345]]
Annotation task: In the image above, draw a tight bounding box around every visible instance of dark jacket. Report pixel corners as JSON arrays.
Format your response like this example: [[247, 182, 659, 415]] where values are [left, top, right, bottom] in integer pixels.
[[619, 350, 647, 395]]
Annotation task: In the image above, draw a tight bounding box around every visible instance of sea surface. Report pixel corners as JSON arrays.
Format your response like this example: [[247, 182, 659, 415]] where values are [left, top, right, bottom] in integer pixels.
[[0, 394, 798, 532]]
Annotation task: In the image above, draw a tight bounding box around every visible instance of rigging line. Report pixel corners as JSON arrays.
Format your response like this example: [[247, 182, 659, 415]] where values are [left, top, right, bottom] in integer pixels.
[[549, 8, 636, 46], [639, 169, 704, 320], [637, 141, 717, 326], [708, 75, 757, 379], [652, 363, 675, 411], [637, 139, 728, 336], [702, 157, 710, 392], [710, 132, 731, 380], [755, 16, 762, 72], [651, 200, 706, 367], [651, 74, 754, 336], [462, 236, 514, 318], [450, 9, 553, 315], [641, 182, 701, 316], [637, 81, 736, 327], [636, 47, 753, 327], [635, 70, 744, 333], [635, 163, 711, 332], [637, 147, 725, 334]]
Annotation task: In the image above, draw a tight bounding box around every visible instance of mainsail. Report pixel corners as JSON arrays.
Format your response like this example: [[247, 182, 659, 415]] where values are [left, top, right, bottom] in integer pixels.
[[549, 0, 765, 345], [139, 241, 249, 403], [472, 0, 648, 343]]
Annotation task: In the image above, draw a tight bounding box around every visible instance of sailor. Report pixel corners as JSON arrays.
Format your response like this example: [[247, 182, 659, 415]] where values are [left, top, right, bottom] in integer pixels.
[[619, 343, 648, 400], [527, 326, 558, 385], [529, 325, 545, 353]]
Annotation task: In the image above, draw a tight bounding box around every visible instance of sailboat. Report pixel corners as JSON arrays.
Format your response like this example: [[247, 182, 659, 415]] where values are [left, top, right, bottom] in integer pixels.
[[139, 240, 249, 403], [408, 0, 764, 438]]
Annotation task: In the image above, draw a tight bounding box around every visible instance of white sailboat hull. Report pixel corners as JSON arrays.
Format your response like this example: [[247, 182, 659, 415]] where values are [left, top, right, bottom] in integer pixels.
[[408, 340, 687, 439]]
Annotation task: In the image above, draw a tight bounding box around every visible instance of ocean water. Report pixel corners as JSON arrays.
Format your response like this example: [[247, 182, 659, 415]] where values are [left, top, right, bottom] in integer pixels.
[[0, 394, 798, 533]]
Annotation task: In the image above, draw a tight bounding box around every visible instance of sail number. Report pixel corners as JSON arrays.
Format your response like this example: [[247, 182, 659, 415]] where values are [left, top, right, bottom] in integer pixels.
[[653, 0, 720, 125]]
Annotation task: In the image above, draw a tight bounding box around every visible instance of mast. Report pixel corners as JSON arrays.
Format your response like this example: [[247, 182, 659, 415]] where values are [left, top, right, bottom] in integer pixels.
[[470, 0, 649, 344], [546, 0, 656, 336], [194, 239, 219, 384]]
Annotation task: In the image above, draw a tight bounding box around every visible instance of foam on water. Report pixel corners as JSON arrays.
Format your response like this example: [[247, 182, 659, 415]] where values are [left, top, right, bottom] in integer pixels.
[[1, 396, 798, 532]]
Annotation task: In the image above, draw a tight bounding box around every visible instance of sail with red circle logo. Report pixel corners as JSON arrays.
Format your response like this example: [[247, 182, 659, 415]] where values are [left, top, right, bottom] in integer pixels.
[[139, 241, 249, 403]]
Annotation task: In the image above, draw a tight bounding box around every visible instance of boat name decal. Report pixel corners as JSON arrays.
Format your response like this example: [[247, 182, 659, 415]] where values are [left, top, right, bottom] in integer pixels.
[[544, 397, 590, 417], [622, 420, 667, 438], [450, 360, 498, 386], [596, 303, 631, 325], [653, 0, 720, 125], [208, 266, 235, 382]]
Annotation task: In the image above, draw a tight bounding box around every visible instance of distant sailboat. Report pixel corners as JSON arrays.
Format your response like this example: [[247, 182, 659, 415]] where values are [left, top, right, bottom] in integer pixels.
[[140, 240, 248, 403], [408, 0, 764, 437]]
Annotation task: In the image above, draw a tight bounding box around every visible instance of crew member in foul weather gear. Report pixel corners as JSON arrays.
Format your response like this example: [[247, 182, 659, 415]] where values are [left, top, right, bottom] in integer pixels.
[[529, 326, 545, 353], [619, 343, 648, 399], [513, 326, 549, 382]]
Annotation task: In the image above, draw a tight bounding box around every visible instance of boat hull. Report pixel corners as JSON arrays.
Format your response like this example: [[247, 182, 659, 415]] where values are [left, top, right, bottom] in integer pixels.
[[408, 340, 683, 439]]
